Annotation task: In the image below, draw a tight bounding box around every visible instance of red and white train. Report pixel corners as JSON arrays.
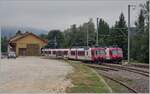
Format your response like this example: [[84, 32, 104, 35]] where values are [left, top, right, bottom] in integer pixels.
[[41, 47, 123, 63], [105, 47, 123, 63]]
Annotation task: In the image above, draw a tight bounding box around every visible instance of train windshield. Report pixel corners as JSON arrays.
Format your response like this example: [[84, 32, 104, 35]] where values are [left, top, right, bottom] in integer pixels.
[[112, 50, 118, 55], [118, 50, 122, 54], [96, 50, 105, 55], [112, 49, 122, 55]]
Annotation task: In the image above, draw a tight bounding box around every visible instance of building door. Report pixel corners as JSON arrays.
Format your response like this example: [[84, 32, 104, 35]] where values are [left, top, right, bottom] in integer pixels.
[[27, 44, 40, 56], [19, 48, 27, 56]]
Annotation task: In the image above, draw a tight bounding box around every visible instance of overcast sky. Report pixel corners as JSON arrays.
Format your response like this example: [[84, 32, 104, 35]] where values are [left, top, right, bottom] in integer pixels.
[[0, 0, 146, 31]]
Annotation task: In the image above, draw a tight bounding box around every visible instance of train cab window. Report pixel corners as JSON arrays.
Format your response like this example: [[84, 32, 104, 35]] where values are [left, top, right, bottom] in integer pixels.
[[118, 50, 122, 54], [96, 50, 105, 55], [111, 50, 118, 55]]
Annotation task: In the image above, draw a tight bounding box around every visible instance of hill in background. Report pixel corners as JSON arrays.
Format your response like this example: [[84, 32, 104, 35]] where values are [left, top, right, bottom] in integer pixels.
[[1, 26, 48, 38]]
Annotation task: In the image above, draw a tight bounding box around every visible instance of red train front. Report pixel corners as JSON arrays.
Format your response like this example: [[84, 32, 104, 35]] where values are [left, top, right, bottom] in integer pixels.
[[91, 48, 106, 64], [105, 47, 123, 63], [68, 47, 106, 64]]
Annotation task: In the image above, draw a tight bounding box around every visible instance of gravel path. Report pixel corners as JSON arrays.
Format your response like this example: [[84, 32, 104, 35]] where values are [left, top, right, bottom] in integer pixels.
[[0, 57, 73, 93]]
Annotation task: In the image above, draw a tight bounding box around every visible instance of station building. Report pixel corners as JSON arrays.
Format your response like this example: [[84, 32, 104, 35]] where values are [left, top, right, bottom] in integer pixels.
[[8, 32, 48, 56]]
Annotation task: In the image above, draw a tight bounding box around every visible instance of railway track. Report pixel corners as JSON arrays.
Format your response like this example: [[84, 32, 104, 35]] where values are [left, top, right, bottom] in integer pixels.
[[98, 72, 138, 93], [127, 63, 149, 69], [101, 63, 149, 77], [84, 63, 149, 93]]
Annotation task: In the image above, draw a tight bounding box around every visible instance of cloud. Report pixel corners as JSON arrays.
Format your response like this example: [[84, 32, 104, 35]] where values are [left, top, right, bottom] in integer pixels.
[[0, 0, 146, 31]]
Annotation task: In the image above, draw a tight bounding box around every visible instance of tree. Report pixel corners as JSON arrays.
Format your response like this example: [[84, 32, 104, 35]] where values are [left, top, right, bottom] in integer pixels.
[[87, 18, 96, 46], [63, 28, 72, 47], [16, 30, 22, 36], [131, 1, 149, 63], [70, 24, 78, 47], [39, 34, 48, 39], [63, 19, 96, 48], [1, 36, 8, 52], [110, 13, 128, 59], [140, 1, 149, 29], [98, 18, 110, 46], [131, 9, 145, 61], [135, 10, 145, 33], [46, 30, 65, 48]]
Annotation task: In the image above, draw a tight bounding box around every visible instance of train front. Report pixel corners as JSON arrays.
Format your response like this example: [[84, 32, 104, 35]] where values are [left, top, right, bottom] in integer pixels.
[[91, 48, 106, 64], [105, 47, 123, 63]]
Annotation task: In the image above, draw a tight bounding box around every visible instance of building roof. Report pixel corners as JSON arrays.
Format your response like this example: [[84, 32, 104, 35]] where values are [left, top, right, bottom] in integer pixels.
[[9, 32, 48, 44]]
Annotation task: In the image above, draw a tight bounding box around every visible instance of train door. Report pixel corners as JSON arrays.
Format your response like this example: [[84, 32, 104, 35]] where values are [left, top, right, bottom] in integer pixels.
[[75, 49, 77, 60], [105, 48, 110, 60], [84, 49, 91, 61]]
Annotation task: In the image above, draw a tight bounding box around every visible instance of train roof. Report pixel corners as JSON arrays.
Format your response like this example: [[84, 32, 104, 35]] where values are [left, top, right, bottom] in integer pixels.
[[70, 47, 105, 50], [106, 47, 122, 50]]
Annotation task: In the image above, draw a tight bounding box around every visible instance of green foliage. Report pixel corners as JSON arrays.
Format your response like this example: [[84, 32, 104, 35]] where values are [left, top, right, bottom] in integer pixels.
[[16, 30, 22, 36], [98, 18, 110, 46], [131, 1, 149, 63], [66, 61, 111, 93], [87, 19, 96, 46], [1, 36, 8, 52], [64, 19, 96, 47], [46, 30, 65, 48], [39, 34, 48, 39], [110, 13, 128, 59]]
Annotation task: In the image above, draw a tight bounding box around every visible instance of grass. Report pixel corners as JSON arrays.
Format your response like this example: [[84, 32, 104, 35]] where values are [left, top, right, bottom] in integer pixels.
[[65, 60, 112, 93]]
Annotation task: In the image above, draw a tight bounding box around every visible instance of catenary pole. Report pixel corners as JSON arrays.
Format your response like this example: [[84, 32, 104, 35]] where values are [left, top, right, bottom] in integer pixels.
[[87, 23, 89, 47], [96, 17, 99, 46], [128, 5, 130, 64]]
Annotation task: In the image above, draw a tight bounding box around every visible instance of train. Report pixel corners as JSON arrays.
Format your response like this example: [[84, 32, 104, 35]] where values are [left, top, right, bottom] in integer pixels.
[[41, 47, 123, 64]]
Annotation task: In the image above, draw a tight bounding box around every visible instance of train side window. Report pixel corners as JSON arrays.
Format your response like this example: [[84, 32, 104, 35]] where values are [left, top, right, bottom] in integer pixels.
[[86, 52, 88, 55], [49, 51, 51, 54], [71, 51, 75, 55], [53, 51, 56, 54], [64, 51, 68, 55], [78, 51, 85, 56]]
